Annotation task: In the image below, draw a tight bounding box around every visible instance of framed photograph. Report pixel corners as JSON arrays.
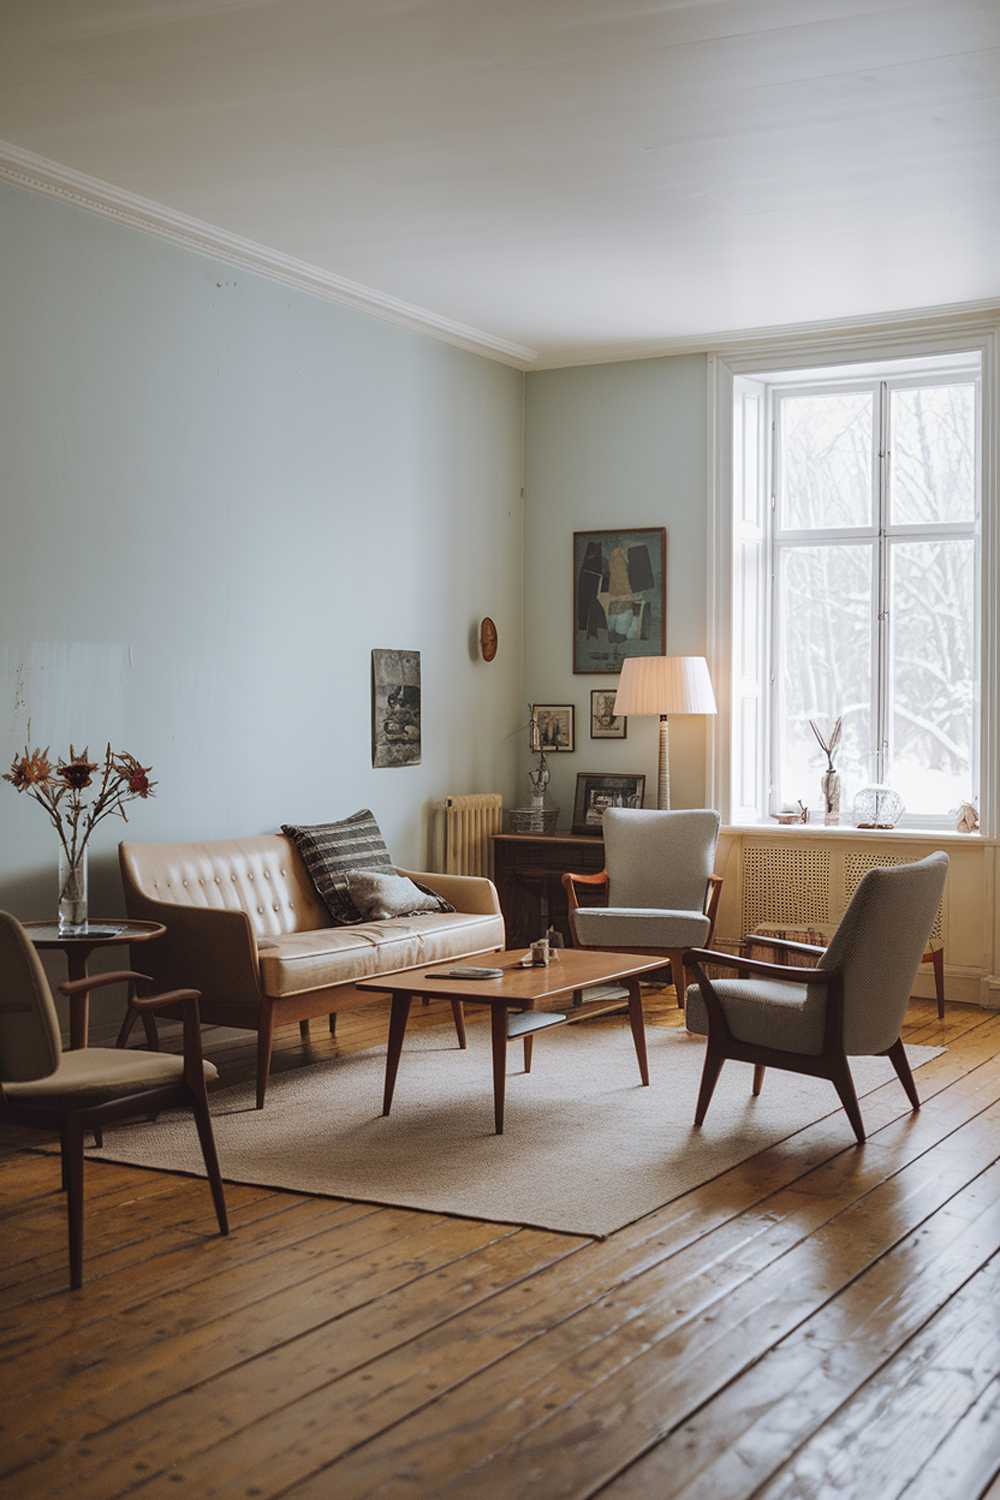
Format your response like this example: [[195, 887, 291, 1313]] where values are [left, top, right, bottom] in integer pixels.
[[590, 688, 627, 739], [371, 649, 421, 767], [529, 703, 575, 753], [573, 526, 667, 674], [572, 772, 646, 834]]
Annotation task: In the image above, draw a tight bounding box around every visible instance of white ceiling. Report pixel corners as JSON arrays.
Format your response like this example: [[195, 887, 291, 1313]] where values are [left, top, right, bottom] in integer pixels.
[[2, 0, 999, 367]]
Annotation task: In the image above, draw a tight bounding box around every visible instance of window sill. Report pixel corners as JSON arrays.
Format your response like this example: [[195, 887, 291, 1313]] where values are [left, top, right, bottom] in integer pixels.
[[722, 822, 988, 845]]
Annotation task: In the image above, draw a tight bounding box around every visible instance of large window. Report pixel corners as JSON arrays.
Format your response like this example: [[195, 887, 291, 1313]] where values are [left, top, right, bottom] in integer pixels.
[[732, 358, 981, 825]]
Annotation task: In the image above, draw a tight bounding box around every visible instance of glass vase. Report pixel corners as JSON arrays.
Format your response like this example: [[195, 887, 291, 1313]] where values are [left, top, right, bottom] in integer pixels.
[[821, 769, 842, 827], [58, 844, 89, 932]]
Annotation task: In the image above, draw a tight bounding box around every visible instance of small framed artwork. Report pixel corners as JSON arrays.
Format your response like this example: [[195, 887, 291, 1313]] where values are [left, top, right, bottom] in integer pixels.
[[590, 688, 626, 739], [371, 649, 421, 767], [572, 772, 646, 835], [529, 703, 575, 753], [573, 526, 667, 674]]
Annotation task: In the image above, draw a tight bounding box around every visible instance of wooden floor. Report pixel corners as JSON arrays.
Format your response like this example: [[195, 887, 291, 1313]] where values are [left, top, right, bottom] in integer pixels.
[[1, 990, 999, 1499]]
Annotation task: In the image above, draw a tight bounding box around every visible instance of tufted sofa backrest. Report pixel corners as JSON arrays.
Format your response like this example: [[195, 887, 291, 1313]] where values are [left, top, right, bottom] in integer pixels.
[[119, 835, 329, 940]]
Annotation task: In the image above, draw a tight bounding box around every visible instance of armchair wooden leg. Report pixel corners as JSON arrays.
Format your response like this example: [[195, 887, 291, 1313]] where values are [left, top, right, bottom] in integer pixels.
[[886, 1037, 920, 1112], [930, 947, 946, 1020], [831, 1058, 866, 1144], [752, 1064, 765, 1097], [666, 949, 688, 1009], [189, 1086, 229, 1236], [694, 1044, 725, 1126], [64, 1113, 85, 1290], [450, 1000, 468, 1050], [256, 1000, 275, 1111], [60, 1127, 68, 1191]]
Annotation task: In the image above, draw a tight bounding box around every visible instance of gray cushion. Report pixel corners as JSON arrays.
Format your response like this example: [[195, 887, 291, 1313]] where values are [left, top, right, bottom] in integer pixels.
[[345, 871, 452, 921], [686, 979, 824, 1056], [574, 906, 710, 949]]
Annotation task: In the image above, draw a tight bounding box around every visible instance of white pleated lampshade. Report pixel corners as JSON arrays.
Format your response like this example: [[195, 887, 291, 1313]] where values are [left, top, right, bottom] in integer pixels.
[[613, 656, 717, 717]]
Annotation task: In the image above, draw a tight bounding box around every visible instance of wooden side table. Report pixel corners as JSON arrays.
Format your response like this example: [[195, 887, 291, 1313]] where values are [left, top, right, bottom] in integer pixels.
[[24, 919, 166, 1048], [492, 832, 605, 948]]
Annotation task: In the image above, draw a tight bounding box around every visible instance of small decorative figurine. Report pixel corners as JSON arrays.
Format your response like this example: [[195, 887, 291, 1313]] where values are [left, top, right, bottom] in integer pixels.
[[956, 801, 979, 833]]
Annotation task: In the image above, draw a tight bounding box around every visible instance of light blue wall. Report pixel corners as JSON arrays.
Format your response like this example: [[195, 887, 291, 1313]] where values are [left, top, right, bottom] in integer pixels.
[[523, 355, 710, 820], [0, 182, 525, 939]]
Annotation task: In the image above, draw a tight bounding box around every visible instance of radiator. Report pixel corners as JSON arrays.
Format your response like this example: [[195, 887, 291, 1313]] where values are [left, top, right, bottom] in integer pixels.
[[444, 793, 503, 877]]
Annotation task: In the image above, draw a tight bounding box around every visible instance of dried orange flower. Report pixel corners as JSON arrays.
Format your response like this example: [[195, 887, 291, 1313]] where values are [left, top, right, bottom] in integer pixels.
[[3, 747, 53, 790]]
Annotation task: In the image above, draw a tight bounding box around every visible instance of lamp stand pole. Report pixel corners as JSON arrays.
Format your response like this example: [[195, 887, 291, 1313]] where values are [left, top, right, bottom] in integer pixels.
[[658, 714, 670, 810]]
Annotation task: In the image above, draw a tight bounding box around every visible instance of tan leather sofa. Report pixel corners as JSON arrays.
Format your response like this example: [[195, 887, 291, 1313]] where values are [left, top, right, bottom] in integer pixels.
[[119, 835, 504, 1107]]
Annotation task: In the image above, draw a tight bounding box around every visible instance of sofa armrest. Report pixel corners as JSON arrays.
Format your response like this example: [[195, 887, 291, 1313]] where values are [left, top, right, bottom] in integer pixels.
[[118, 894, 263, 1007], [398, 868, 502, 918]]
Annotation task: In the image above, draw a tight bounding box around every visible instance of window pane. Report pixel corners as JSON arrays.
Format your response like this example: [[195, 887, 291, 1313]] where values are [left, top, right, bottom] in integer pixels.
[[888, 539, 975, 813], [778, 544, 874, 809], [779, 392, 874, 530], [890, 383, 976, 526]]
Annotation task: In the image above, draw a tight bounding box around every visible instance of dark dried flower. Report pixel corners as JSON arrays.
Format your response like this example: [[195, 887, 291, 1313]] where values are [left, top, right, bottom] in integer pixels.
[[58, 746, 99, 791], [114, 752, 155, 799]]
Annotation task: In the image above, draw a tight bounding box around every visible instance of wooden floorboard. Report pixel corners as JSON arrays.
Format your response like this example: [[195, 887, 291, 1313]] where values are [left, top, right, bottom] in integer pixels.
[[0, 993, 996, 1500]]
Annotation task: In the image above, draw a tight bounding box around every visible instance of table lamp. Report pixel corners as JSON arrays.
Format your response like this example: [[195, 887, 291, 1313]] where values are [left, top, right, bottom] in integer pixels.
[[613, 656, 717, 809]]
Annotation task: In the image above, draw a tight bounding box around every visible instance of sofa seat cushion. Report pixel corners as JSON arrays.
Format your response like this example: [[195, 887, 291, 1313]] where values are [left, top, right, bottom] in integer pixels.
[[4, 1048, 219, 1103], [685, 978, 825, 1056], [258, 911, 504, 998], [573, 906, 710, 950]]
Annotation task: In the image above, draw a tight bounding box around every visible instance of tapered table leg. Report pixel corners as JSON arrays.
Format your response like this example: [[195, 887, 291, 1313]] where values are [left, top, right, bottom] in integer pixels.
[[382, 993, 412, 1116], [626, 978, 650, 1086], [491, 1004, 508, 1134]]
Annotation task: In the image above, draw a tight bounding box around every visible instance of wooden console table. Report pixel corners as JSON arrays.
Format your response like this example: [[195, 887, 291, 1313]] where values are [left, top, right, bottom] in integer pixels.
[[492, 832, 605, 948]]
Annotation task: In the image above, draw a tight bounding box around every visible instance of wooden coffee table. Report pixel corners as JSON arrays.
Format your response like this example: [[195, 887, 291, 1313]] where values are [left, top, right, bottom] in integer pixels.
[[359, 948, 668, 1134]]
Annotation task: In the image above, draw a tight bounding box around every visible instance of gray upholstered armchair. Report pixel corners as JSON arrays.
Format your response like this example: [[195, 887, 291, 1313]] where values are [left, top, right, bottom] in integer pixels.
[[684, 851, 949, 1144], [562, 808, 722, 1007], [0, 911, 228, 1288]]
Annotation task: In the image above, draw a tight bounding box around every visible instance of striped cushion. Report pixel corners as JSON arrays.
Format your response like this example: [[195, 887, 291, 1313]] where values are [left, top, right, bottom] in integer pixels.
[[282, 811, 395, 925]]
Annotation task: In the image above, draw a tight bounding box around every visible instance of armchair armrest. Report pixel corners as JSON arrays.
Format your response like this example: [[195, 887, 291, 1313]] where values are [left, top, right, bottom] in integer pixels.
[[742, 932, 827, 960], [397, 869, 501, 917], [59, 969, 153, 998], [684, 947, 835, 986], [561, 870, 609, 911]]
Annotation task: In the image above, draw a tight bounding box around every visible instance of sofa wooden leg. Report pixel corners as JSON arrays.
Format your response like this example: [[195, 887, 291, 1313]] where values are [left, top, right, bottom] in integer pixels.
[[329, 1013, 337, 1036], [752, 1064, 765, 1097], [299, 1019, 311, 1043], [256, 1001, 275, 1110]]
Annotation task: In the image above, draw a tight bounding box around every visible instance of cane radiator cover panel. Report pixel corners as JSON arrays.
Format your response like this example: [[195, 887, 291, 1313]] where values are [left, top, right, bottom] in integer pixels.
[[843, 851, 945, 944], [742, 844, 832, 938]]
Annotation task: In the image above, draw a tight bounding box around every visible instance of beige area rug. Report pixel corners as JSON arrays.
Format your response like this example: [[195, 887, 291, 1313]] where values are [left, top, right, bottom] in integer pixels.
[[84, 1022, 943, 1238]]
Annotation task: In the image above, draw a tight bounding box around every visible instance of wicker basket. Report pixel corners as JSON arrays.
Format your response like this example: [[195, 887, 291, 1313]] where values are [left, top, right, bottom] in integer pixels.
[[505, 806, 560, 835]]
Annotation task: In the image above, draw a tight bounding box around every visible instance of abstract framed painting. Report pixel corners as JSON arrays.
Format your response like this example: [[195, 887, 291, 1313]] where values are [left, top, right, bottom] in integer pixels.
[[371, 649, 421, 767], [573, 526, 667, 674]]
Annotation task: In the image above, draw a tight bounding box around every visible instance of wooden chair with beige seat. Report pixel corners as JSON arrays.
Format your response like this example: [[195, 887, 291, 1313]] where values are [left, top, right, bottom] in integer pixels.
[[562, 808, 723, 1008], [0, 911, 228, 1289], [684, 851, 949, 1144]]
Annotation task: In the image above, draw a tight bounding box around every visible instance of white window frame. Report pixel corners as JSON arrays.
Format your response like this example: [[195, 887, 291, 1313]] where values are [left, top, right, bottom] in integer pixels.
[[766, 368, 981, 827], [706, 317, 1000, 837]]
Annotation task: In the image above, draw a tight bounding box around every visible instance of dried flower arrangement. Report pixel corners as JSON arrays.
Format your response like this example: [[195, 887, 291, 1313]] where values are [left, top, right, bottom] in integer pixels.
[[4, 739, 155, 928]]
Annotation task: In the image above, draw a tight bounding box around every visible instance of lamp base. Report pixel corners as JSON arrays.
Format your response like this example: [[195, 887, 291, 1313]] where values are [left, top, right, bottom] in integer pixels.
[[658, 715, 670, 810]]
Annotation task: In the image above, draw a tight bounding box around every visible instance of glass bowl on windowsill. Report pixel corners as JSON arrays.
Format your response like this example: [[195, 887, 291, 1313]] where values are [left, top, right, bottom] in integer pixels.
[[852, 785, 905, 829]]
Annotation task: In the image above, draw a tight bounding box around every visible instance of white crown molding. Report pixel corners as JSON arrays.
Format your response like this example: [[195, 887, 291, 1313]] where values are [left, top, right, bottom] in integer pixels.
[[531, 298, 1000, 372], [0, 139, 539, 370]]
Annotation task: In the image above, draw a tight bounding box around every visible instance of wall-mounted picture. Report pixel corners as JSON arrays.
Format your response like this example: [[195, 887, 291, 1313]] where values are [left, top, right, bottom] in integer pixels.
[[372, 649, 421, 767], [590, 688, 627, 739], [573, 526, 667, 674], [529, 703, 575, 752], [572, 771, 646, 834]]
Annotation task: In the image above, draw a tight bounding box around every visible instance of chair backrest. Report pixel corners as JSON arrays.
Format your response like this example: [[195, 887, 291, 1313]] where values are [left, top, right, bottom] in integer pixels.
[[0, 912, 62, 1084], [603, 808, 721, 911], [819, 852, 949, 1055]]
